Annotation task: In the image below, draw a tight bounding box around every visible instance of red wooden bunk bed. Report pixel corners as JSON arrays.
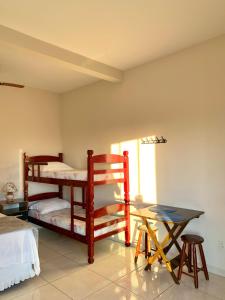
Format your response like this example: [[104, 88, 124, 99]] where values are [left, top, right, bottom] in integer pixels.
[[24, 150, 130, 264]]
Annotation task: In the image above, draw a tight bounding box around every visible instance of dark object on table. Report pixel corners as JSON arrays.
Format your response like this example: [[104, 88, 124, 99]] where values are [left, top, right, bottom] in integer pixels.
[[0, 198, 28, 220], [178, 234, 209, 288]]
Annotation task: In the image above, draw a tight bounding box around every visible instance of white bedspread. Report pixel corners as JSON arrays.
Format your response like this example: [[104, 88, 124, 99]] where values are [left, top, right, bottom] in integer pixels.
[[29, 206, 125, 237], [0, 214, 40, 291], [30, 169, 123, 181]]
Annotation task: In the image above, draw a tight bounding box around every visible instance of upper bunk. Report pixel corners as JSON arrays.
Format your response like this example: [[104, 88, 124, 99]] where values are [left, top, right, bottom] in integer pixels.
[[24, 150, 129, 188]]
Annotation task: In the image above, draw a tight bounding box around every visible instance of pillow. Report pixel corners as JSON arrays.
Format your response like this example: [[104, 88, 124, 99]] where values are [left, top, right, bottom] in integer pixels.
[[29, 198, 70, 215], [41, 162, 73, 172]]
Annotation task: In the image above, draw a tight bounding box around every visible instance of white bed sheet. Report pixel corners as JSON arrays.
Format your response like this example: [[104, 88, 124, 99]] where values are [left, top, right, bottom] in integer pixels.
[[0, 214, 40, 291], [30, 169, 123, 181], [28, 206, 125, 237]]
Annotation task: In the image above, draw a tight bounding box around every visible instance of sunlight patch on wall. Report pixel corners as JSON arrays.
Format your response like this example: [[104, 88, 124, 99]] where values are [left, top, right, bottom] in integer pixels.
[[111, 137, 157, 204]]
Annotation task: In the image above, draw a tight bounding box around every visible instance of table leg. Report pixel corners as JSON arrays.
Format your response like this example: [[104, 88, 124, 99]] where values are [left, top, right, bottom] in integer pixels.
[[163, 222, 191, 272], [163, 222, 188, 255], [144, 219, 187, 284], [164, 223, 181, 252], [143, 218, 179, 282]]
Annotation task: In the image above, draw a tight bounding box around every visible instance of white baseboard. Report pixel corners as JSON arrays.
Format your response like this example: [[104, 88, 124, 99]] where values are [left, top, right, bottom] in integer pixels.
[[208, 265, 225, 277]]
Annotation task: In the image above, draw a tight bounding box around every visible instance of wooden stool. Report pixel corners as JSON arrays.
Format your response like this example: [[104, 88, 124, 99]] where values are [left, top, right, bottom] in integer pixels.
[[178, 234, 209, 288], [134, 224, 157, 264]]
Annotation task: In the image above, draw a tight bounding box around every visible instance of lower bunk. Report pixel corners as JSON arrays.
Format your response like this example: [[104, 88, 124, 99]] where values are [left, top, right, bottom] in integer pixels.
[[29, 206, 126, 237], [27, 196, 129, 263]]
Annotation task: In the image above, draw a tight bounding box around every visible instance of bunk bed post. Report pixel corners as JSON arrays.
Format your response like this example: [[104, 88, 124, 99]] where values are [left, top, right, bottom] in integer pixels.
[[23, 153, 29, 202], [70, 187, 74, 232], [82, 187, 86, 209], [123, 151, 130, 247], [87, 150, 95, 264], [58, 153, 63, 162], [58, 153, 63, 198], [58, 186, 63, 199]]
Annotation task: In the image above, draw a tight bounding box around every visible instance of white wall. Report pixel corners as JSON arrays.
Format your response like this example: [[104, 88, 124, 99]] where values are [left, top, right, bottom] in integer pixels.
[[0, 86, 62, 197], [61, 35, 225, 276], [1, 35, 223, 276]]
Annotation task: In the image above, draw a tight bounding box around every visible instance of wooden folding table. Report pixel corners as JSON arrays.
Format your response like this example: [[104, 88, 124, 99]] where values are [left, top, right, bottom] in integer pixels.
[[131, 204, 204, 284]]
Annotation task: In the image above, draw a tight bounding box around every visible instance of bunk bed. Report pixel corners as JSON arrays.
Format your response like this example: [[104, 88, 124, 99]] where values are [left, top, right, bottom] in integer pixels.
[[24, 150, 130, 264]]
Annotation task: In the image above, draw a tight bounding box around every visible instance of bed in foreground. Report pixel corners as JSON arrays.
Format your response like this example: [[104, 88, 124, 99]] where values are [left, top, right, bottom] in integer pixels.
[[0, 213, 40, 291]]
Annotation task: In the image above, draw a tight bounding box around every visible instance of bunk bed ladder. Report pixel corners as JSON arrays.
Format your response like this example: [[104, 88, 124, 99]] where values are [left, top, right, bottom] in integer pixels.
[[70, 186, 86, 233], [123, 150, 130, 247], [70, 187, 74, 232]]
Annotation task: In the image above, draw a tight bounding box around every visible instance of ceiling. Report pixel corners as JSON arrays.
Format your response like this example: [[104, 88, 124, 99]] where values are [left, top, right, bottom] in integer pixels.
[[0, 0, 225, 93], [0, 42, 98, 93]]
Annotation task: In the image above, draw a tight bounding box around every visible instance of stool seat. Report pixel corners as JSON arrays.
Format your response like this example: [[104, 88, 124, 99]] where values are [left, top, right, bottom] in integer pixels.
[[181, 234, 204, 244]]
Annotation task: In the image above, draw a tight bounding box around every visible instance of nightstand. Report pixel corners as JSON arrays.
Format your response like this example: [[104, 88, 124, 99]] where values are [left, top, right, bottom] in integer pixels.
[[0, 198, 28, 220]]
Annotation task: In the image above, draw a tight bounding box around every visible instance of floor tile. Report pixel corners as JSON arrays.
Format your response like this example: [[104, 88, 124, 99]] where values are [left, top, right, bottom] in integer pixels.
[[116, 265, 174, 299], [11, 284, 71, 300], [0, 276, 47, 300], [52, 268, 111, 299], [2, 230, 225, 300], [85, 282, 142, 300], [63, 239, 128, 265], [44, 236, 87, 256], [38, 228, 65, 243], [40, 255, 82, 282], [182, 272, 225, 300], [116, 245, 147, 263], [88, 249, 145, 281], [38, 242, 62, 262], [157, 283, 220, 300]]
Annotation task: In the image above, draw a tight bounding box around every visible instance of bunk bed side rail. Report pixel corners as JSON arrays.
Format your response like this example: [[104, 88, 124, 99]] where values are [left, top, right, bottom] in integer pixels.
[[23, 152, 64, 202], [90, 152, 127, 186], [94, 178, 125, 185], [93, 168, 125, 174], [94, 203, 125, 218], [28, 192, 61, 202], [94, 217, 126, 231], [92, 154, 125, 164], [94, 226, 126, 242], [86, 149, 130, 263], [25, 153, 63, 163]]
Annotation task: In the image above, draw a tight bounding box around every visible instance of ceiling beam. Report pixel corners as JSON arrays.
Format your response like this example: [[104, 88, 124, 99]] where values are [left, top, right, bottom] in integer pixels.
[[0, 24, 123, 82]]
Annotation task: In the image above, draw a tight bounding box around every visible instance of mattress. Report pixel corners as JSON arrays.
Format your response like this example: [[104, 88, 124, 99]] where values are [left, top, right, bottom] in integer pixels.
[[28, 206, 125, 237], [30, 169, 123, 181]]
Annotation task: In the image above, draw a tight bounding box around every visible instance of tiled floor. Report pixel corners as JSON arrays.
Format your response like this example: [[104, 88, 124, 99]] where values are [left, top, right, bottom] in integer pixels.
[[1, 227, 225, 300]]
